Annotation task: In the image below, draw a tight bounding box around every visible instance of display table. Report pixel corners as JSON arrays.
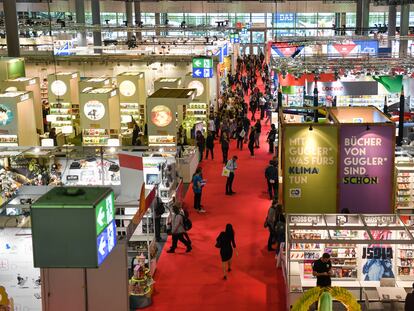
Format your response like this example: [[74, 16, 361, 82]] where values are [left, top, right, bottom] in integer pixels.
[[177, 147, 199, 183]]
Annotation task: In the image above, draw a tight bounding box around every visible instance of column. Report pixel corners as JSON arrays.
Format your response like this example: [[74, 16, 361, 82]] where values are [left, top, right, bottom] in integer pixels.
[[334, 13, 340, 35], [75, 0, 87, 46], [341, 12, 346, 35], [388, 4, 396, 48], [356, 0, 369, 35], [155, 13, 161, 36], [126, 0, 133, 40], [134, 0, 142, 41], [362, 0, 369, 35], [91, 0, 102, 53], [399, 3, 410, 57], [4, 0, 20, 57]]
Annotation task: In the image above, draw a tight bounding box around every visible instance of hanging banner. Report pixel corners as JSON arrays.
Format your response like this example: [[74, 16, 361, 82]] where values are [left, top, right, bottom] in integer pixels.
[[270, 42, 304, 58], [283, 125, 338, 213], [327, 40, 378, 57], [339, 125, 394, 213], [307, 81, 379, 96], [373, 75, 403, 93]]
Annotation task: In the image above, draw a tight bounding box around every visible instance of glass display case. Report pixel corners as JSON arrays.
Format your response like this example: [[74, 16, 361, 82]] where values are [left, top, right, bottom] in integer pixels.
[[282, 213, 414, 309]]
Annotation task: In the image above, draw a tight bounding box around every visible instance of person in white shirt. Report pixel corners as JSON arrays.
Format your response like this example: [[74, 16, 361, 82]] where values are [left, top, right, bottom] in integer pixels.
[[225, 156, 238, 195], [208, 118, 216, 138]]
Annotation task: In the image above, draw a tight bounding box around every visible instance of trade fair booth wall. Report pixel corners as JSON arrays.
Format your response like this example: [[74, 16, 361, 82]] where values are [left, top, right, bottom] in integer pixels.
[[280, 106, 395, 214], [116, 72, 146, 130], [0, 91, 38, 146], [281, 213, 414, 310], [79, 87, 120, 146], [78, 77, 112, 92], [0, 77, 43, 134], [146, 88, 196, 147]]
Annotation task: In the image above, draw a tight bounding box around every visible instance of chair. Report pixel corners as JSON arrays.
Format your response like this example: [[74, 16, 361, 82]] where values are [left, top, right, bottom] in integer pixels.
[[380, 278, 396, 287], [364, 290, 384, 311]]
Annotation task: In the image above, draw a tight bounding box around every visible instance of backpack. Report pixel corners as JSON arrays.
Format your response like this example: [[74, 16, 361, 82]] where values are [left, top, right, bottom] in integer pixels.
[[274, 214, 285, 235], [182, 214, 192, 231]]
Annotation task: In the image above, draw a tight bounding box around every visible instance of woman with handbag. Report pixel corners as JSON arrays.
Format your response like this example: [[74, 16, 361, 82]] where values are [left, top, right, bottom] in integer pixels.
[[274, 204, 286, 255], [216, 224, 237, 280]]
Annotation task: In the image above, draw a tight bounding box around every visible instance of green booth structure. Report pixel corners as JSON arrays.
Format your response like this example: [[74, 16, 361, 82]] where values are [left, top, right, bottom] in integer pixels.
[[279, 106, 395, 214]]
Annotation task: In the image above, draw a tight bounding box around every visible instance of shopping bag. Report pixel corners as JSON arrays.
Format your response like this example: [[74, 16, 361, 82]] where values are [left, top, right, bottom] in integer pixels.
[[222, 167, 230, 177], [240, 129, 246, 138]]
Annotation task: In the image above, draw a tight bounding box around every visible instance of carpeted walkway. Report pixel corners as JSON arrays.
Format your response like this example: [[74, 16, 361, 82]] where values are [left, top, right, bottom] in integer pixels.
[[147, 121, 286, 310]]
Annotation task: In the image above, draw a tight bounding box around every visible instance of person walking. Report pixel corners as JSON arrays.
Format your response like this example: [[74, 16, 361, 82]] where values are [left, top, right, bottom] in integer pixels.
[[242, 114, 250, 143], [254, 120, 261, 148], [236, 121, 244, 150], [208, 117, 216, 139], [195, 130, 205, 162], [221, 132, 230, 164], [225, 155, 238, 195], [312, 253, 333, 287], [166, 205, 192, 253], [192, 167, 206, 213], [405, 283, 414, 311], [264, 201, 277, 251], [216, 224, 237, 280], [205, 131, 215, 160], [265, 160, 278, 200], [267, 124, 277, 154], [274, 204, 285, 254], [248, 126, 256, 157]]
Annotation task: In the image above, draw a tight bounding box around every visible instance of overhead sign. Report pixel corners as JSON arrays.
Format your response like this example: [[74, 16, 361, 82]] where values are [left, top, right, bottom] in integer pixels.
[[192, 57, 213, 78], [307, 81, 378, 96], [230, 33, 240, 44], [95, 191, 115, 234], [271, 42, 304, 58], [97, 220, 117, 266], [327, 40, 378, 57]]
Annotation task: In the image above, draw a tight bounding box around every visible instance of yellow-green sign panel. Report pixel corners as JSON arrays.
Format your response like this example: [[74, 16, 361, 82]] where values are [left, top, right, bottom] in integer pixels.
[[283, 126, 338, 213]]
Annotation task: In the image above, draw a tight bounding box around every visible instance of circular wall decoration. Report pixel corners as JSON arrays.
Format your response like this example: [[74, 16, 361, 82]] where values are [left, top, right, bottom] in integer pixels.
[[119, 80, 136, 97], [151, 105, 172, 127], [188, 80, 204, 97], [0, 104, 13, 126], [50, 80, 67, 97], [84, 100, 106, 121]]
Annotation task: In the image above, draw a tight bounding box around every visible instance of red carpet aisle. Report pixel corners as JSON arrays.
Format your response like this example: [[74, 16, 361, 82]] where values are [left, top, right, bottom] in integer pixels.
[[147, 126, 286, 310]]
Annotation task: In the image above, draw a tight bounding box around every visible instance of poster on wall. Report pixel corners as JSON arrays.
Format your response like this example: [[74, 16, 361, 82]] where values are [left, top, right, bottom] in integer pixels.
[[339, 125, 394, 213], [0, 104, 14, 126], [151, 105, 173, 127], [361, 228, 394, 281], [283, 125, 338, 213], [0, 228, 41, 310], [84, 100, 106, 121]]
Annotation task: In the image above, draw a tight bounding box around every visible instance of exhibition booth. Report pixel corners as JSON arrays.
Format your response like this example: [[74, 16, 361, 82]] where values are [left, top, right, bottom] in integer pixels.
[[0, 77, 43, 133], [281, 213, 414, 309], [146, 88, 196, 147], [117, 72, 146, 131], [47, 71, 80, 136], [280, 106, 395, 214], [79, 87, 120, 146], [0, 91, 38, 146]]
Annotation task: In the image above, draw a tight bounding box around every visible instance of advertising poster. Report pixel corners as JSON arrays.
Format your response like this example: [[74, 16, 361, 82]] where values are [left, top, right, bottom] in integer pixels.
[[327, 40, 378, 57], [361, 227, 394, 281], [7, 59, 25, 80], [0, 228, 41, 310], [339, 125, 394, 213], [283, 125, 338, 213]]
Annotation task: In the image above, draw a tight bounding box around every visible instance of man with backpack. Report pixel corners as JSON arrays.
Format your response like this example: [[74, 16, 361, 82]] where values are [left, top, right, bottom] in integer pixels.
[[265, 160, 278, 200], [167, 205, 192, 253]]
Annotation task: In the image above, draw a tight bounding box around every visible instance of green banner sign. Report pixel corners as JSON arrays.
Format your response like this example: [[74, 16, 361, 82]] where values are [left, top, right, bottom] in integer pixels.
[[283, 125, 338, 213], [95, 191, 115, 235]]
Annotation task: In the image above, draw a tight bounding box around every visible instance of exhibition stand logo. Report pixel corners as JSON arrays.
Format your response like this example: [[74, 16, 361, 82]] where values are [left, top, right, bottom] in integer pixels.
[[50, 80, 67, 97], [84, 100, 105, 121], [0, 105, 13, 126], [151, 105, 172, 127], [119, 80, 136, 97]]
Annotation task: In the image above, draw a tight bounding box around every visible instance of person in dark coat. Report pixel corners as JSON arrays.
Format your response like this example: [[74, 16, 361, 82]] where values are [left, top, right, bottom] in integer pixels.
[[195, 130, 205, 162], [265, 160, 278, 200], [405, 283, 414, 311], [248, 126, 256, 157], [205, 131, 214, 159], [221, 132, 230, 164], [216, 224, 237, 280], [267, 124, 277, 154]]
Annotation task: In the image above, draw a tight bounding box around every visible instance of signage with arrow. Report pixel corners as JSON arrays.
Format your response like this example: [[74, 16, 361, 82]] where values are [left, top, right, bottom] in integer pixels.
[[95, 191, 115, 235], [96, 220, 117, 266], [192, 57, 213, 78], [230, 33, 240, 43]]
